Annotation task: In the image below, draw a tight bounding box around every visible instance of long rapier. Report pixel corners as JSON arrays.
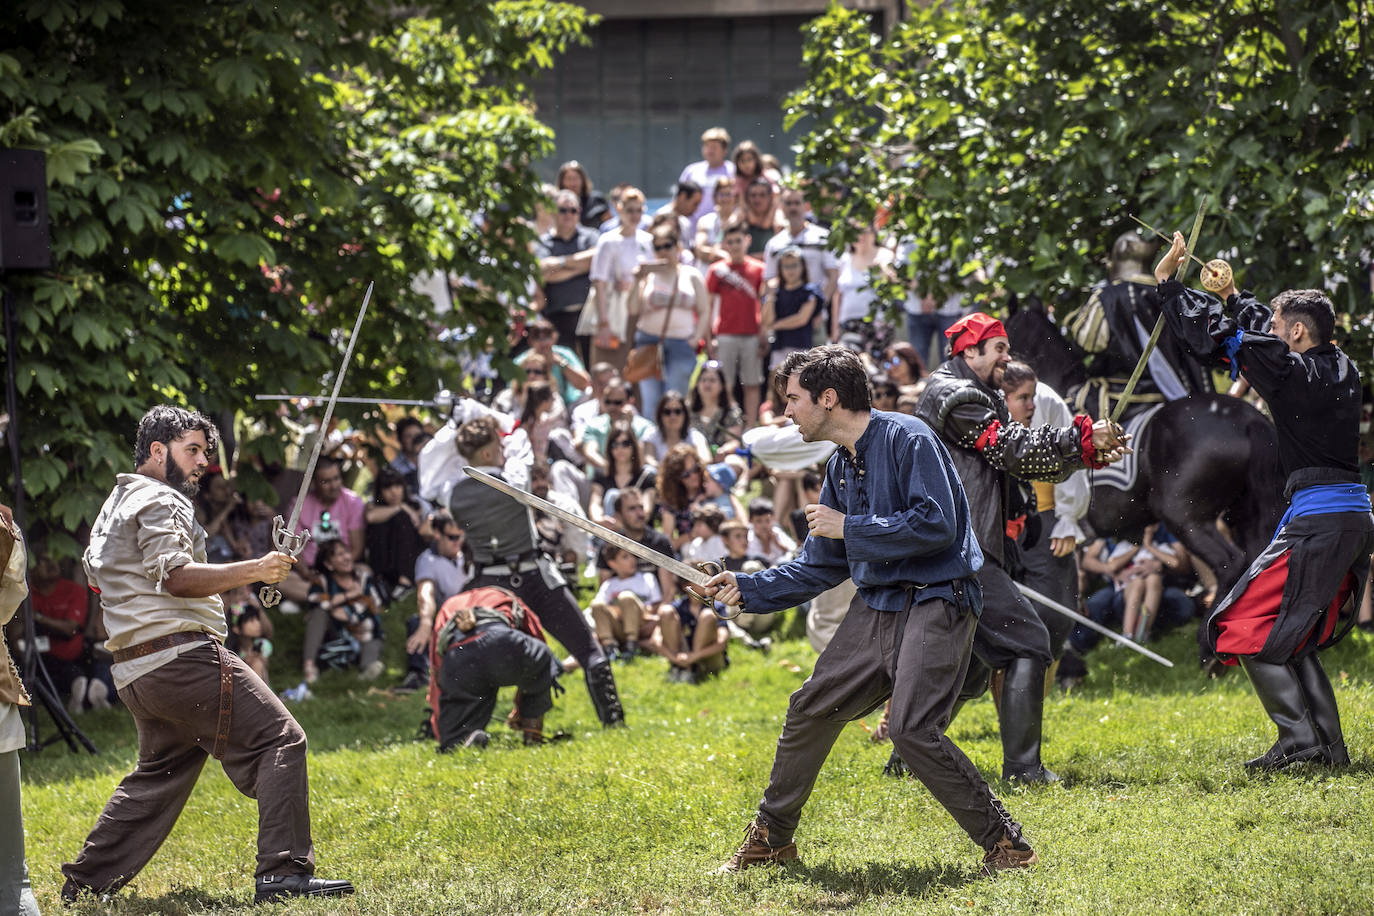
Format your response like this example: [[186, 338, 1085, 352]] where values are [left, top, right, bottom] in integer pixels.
[[462, 466, 745, 617], [259, 282, 374, 608], [1015, 582, 1173, 668]]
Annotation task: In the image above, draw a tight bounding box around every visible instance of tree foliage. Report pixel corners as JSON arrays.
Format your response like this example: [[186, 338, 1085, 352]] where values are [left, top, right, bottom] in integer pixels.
[[788, 0, 1374, 365], [0, 0, 591, 553]]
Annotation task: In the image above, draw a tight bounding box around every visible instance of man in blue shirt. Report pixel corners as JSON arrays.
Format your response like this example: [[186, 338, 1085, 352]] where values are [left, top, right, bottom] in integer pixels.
[[706, 345, 1038, 877]]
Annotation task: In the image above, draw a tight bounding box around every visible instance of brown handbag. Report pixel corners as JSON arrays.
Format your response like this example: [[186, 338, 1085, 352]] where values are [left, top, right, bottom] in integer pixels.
[[624, 274, 681, 384]]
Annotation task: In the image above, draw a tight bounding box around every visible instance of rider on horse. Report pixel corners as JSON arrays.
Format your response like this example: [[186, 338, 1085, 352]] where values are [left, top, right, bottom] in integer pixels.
[[1062, 231, 1211, 419]]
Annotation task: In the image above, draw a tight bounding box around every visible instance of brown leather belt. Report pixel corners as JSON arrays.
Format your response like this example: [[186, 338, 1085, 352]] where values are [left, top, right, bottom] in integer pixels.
[[111, 630, 216, 663], [112, 631, 234, 760]]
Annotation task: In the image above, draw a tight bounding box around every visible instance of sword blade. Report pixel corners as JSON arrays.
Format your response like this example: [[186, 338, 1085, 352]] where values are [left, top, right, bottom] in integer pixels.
[[1127, 214, 1207, 268], [1015, 582, 1174, 667], [257, 394, 436, 407], [284, 282, 374, 533], [462, 466, 715, 589]]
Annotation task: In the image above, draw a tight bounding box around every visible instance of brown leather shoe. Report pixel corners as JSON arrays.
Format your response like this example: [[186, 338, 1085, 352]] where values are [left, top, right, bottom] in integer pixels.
[[717, 819, 799, 873], [518, 716, 545, 745], [981, 834, 1039, 876]]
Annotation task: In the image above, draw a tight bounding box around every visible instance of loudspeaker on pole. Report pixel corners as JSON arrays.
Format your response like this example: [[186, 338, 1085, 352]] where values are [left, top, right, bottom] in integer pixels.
[[0, 149, 52, 271]]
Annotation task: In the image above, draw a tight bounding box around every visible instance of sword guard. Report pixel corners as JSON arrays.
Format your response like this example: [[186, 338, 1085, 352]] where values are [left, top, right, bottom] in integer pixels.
[[1200, 258, 1232, 293], [684, 559, 744, 620], [260, 516, 311, 608]]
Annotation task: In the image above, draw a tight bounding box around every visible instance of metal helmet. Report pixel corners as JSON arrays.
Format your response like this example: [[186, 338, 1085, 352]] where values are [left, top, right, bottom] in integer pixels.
[[1108, 231, 1157, 281]]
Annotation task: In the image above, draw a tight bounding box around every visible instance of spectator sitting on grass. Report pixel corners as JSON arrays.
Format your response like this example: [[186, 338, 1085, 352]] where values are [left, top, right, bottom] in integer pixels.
[[653, 578, 729, 684], [397, 510, 471, 694], [307, 538, 387, 681], [589, 545, 662, 662], [364, 464, 428, 601]]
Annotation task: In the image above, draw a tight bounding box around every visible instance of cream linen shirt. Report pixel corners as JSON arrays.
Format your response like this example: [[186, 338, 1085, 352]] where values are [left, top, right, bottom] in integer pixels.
[[83, 473, 226, 689]]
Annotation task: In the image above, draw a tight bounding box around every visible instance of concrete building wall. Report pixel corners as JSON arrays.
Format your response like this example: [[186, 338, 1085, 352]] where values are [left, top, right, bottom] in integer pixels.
[[532, 1, 895, 197]]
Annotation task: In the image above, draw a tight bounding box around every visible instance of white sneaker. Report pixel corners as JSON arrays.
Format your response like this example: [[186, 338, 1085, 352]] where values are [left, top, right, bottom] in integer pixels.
[[67, 676, 88, 715], [278, 600, 303, 616], [87, 678, 112, 710]]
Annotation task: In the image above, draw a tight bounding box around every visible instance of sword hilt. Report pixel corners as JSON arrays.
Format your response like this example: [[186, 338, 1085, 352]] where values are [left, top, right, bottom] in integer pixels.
[[258, 515, 311, 608], [684, 559, 745, 620]]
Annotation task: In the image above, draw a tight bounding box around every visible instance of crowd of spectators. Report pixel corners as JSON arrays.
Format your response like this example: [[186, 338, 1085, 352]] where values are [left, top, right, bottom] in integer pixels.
[[15, 128, 1371, 736]]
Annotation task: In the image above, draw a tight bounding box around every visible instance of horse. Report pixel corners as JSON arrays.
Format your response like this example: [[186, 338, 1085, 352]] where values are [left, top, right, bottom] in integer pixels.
[[1003, 298, 1285, 614]]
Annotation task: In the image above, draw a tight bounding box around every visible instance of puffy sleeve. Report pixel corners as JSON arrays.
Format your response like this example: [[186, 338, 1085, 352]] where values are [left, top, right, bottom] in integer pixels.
[[1157, 278, 1297, 399], [134, 496, 197, 592], [941, 387, 1097, 481]]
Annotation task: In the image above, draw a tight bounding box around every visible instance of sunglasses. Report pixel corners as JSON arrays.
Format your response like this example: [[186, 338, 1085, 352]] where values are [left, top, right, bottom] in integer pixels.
[[661, 407, 685, 416], [884, 356, 902, 369], [680, 466, 701, 478], [441, 531, 464, 542], [557, 206, 580, 214], [653, 241, 677, 252], [603, 398, 626, 408], [611, 440, 634, 448]]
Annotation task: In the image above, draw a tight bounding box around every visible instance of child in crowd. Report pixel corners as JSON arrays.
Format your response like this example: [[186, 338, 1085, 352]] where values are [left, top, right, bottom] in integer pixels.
[[654, 578, 730, 684], [589, 545, 663, 661], [745, 497, 796, 564], [681, 503, 727, 564], [224, 585, 274, 684], [719, 520, 777, 647], [702, 462, 745, 519]]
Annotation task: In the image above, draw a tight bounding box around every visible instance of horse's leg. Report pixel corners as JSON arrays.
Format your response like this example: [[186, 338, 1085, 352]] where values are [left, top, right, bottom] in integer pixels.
[[1172, 518, 1246, 668]]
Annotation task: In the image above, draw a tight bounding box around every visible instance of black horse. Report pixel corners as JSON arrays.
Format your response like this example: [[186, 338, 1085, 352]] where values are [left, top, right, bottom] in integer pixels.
[[1003, 298, 1285, 606]]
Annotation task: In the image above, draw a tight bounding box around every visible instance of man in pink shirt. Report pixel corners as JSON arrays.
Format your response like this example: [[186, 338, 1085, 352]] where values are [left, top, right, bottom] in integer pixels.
[[706, 220, 767, 424]]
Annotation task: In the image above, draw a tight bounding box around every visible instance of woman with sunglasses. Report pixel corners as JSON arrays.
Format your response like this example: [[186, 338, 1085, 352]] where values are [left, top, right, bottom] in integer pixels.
[[657, 443, 712, 551], [882, 341, 926, 390], [644, 392, 712, 466], [690, 362, 745, 458], [555, 159, 610, 229], [588, 419, 658, 528], [628, 225, 711, 412]]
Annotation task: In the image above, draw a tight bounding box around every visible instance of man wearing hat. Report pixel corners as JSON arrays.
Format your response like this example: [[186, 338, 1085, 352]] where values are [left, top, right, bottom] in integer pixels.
[[912, 312, 1129, 783]]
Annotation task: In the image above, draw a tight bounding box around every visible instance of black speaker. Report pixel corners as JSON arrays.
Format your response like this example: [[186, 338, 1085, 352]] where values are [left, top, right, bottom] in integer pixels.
[[0, 149, 52, 270]]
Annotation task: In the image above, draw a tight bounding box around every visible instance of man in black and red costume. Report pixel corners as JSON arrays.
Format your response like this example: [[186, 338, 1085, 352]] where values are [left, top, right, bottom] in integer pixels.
[[1155, 231, 1373, 770], [912, 312, 1130, 783]]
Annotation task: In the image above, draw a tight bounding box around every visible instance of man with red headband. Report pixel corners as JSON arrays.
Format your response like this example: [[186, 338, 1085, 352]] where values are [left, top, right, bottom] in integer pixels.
[[910, 312, 1129, 783]]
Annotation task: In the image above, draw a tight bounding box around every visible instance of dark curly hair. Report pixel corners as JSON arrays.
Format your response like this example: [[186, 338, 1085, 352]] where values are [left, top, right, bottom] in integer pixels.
[[134, 405, 218, 467]]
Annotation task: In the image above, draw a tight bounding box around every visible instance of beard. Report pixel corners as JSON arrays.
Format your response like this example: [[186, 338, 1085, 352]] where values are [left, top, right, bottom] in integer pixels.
[[164, 453, 201, 497]]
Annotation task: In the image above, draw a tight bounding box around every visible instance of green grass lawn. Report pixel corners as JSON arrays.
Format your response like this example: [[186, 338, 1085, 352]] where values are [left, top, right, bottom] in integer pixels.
[[20, 599, 1374, 915]]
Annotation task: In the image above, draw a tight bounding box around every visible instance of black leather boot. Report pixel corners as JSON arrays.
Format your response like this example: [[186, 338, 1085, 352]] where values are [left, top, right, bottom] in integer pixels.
[[1239, 656, 1324, 770], [585, 661, 625, 726], [1294, 653, 1349, 766], [999, 657, 1059, 784]]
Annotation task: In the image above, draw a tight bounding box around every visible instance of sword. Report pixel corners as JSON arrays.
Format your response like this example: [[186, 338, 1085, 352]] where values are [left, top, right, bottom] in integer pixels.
[[1109, 199, 1209, 425], [461, 466, 744, 618], [259, 282, 374, 607], [1016, 582, 1174, 668]]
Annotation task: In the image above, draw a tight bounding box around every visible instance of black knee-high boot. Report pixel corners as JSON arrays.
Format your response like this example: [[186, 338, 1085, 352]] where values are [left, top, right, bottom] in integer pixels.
[[1238, 656, 1323, 770], [585, 661, 625, 726], [1000, 657, 1058, 783], [1294, 653, 1349, 766]]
